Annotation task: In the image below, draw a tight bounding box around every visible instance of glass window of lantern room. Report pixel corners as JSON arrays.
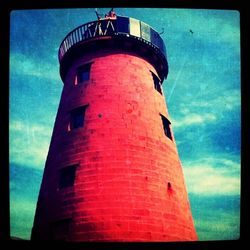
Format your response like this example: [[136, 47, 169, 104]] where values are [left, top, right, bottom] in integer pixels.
[[76, 63, 92, 84], [141, 21, 151, 42], [150, 28, 161, 50], [129, 18, 141, 37], [160, 114, 172, 141], [116, 16, 129, 34]]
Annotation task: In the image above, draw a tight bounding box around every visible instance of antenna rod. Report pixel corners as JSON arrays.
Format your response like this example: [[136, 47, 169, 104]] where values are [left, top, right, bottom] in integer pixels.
[[95, 8, 100, 20]]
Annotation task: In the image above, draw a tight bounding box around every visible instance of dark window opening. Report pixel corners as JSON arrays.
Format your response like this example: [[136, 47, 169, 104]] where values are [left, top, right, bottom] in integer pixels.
[[50, 218, 71, 240], [160, 114, 172, 141], [76, 63, 92, 84], [116, 16, 129, 33], [70, 105, 88, 130], [59, 164, 78, 189], [151, 71, 162, 94]]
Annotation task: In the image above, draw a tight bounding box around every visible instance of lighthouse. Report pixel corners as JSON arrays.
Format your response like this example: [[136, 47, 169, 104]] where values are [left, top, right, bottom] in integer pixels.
[[31, 10, 197, 241]]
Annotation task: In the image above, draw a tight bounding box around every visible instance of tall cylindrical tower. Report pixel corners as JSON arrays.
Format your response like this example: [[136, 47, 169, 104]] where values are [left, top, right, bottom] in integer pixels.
[[32, 12, 197, 241]]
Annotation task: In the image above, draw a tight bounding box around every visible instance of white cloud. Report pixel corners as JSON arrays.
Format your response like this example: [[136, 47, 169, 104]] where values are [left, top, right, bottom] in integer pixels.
[[10, 120, 51, 135], [170, 88, 240, 129], [190, 89, 241, 111], [9, 120, 53, 170], [172, 113, 217, 128], [182, 157, 240, 196], [10, 52, 60, 81]]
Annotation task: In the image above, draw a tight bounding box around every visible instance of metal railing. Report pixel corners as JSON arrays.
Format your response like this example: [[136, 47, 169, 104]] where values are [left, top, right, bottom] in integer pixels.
[[58, 16, 167, 63]]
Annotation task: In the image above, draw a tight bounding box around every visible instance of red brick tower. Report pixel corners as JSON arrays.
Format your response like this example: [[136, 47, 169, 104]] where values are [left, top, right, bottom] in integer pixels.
[[32, 11, 197, 241]]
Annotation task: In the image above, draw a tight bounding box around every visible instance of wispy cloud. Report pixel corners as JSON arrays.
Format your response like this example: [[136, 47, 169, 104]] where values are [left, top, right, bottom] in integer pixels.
[[10, 53, 60, 81], [189, 89, 241, 111], [172, 113, 217, 128], [10, 120, 52, 170], [182, 157, 240, 196], [169, 87, 240, 129]]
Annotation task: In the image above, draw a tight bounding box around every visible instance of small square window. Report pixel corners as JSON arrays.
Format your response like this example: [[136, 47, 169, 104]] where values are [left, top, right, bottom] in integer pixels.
[[160, 114, 172, 141], [151, 71, 162, 94], [50, 219, 71, 240], [75, 63, 92, 84], [59, 164, 78, 189], [69, 105, 88, 130]]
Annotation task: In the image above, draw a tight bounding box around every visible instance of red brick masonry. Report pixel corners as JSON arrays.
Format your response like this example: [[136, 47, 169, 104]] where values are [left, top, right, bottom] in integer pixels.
[[32, 51, 198, 241]]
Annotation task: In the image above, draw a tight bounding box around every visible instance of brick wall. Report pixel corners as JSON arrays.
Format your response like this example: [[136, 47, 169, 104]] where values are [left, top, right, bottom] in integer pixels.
[[32, 51, 197, 241]]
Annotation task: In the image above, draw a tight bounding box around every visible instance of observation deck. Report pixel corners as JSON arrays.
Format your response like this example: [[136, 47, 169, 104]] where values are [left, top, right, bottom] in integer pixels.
[[59, 16, 168, 82]]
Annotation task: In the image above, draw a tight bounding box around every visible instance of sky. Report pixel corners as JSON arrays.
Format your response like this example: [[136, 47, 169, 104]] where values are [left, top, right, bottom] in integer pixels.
[[9, 8, 241, 241]]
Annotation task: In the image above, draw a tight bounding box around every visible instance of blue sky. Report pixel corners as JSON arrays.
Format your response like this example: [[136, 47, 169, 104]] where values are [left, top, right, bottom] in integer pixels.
[[9, 8, 241, 240]]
